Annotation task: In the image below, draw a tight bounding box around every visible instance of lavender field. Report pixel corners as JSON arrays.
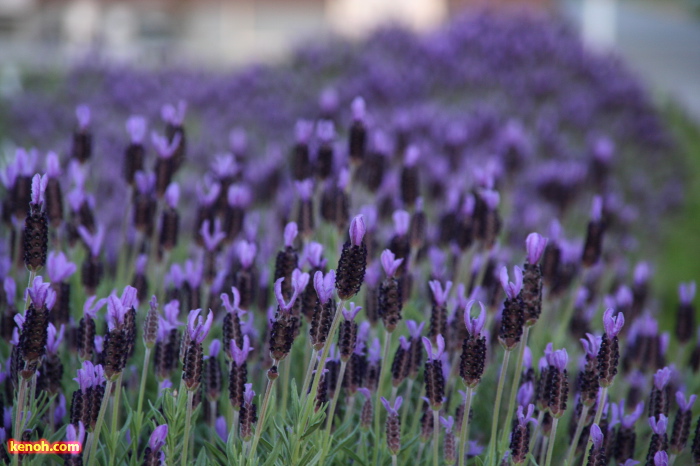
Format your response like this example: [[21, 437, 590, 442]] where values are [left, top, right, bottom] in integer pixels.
[[0, 10, 698, 466]]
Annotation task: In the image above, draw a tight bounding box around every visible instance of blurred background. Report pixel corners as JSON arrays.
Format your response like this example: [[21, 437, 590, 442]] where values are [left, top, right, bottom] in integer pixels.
[[0, 0, 698, 121]]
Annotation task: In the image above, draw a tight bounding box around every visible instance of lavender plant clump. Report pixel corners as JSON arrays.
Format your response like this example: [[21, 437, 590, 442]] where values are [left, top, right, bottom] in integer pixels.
[[0, 9, 696, 466]]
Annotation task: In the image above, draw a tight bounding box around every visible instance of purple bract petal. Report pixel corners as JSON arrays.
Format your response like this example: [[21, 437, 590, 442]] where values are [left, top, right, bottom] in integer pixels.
[[342, 302, 362, 321], [676, 391, 697, 412], [499, 266, 523, 299], [603, 308, 624, 338], [653, 367, 672, 390], [679, 282, 696, 304], [148, 424, 168, 452], [429, 281, 452, 307], [351, 96, 366, 121], [649, 414, 668, 435], [380, 249, 403, 278], [464, 300, 486, 336], [284, 222, 298, 248], [525, 232, 548, 265], [126, 116, 147, 143], [392, 210, 410, 236], [349, 215, 366, 247], [590, 424, 604, 449]]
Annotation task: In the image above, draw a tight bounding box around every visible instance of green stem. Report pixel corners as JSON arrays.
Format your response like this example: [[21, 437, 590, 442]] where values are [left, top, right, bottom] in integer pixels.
[[529, 410, 545, 454], [249, 366, 277, 462], [301, 348, 318, 399], [399, 379, 414, 430], [136, 347, 151, 416], [12, 376, 28, 465], [86, 379, 114, 466], [432, 410, 440, 466], [108, 374, 123, 466], [500, 327, 530, 450], [582, 386, 608, 466], [565, 404, 590, 465], [543, 417, 559, 466], [486, 349, 511, 466], [181, 390, 195, 466], [392, 454, 398, 466], [320, 360, 347, 463], [372, 330, 393, 466], [280, 357, 291, 415], [291, 299, 345, 462], [458, 386, 473, 466]]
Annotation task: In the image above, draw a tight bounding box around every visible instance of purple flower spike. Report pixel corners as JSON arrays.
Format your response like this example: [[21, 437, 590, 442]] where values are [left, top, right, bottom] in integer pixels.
[[46, 323, 65, 354], [406, 320, 425, 339], [200, 219, 226, 251], [304, 242, 326, 269], [481, 189, 500, 210], [46, 152, 61, 178], [621, 402, 644, 429], [590, 424, 604, 449], [380, 396, 403, 415], [653, 451, 668, 466], [66, 421, 86, 444], [603, 308, 625, 337], [580, 333, 600, 359], [164, 183, 180, 209], [292, 269, 310, 293], [342, 302, 362, 321], [679, 282, 696, 304], [106, 295, 129, 331], [237, 241, 257, 269], [349, 215, 366, 247], [313, 270, 336, 305], [187, 309, 214, 344], [517, 382, 534, 407], [634, 262, 651, 285], [215, 417, 227, 443], [351, 96, 366, 121], [392, 210, 410, 236], [27, 276, 56, 310], [209, 339, 221, 358], [226, 184, 253, 209], [76, 105, 90, 130], [368, 338, 381, 364], [196, 182, 221, 206], [380, 250, 404, 278], [649, 415, 668, 435], [284, 222, 298, 248], [523, 347, 532, 369], [3, 278, 16, 306], [126, 116, 147, 144], [525, 233, 548, 265], [422, 335, 445, 361], [316, 120, 335, 142], [78, 224, 105, 258], [676, 391, 697, 412], [295, 179, 314, 201], [83, 296, 107, 319], [274, 277, 301, 313], [546, 347, 568, 371], [295, 120, 314, 144], [161, 101, 187, 125], [404, 146, 420, 167], [231, 335, 254, 366], [516, 404, 537, 427], [47, 252, 77, 283], [149, 424, 168, 452], [440, 416, 455, 432], [151, 131, 181, 159], [499, 266, 523, 299], [429, 281, 452, 307], [653, 367, 672, 390], [243, 383, 255, 405], [590, 196, 603, 222], [464, 300, 487, 336], [30, 173, 48, 205]]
